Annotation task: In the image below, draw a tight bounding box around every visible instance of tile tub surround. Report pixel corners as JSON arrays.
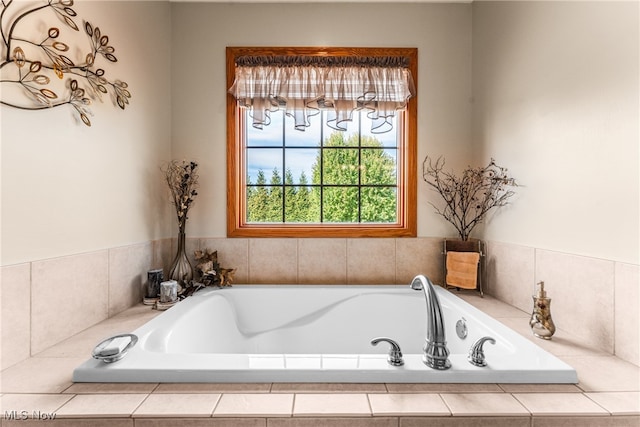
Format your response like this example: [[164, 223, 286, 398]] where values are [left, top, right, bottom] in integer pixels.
[[485, 240, 640, 367], [1, 237, 445, 371], [1, 293, 638, 426], [1, 240, 170, 370], [3, 237, 638, 374]]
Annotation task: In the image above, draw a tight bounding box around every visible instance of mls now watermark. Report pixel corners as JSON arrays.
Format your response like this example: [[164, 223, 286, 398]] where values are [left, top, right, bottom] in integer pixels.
[[4, 410, 57, 420]]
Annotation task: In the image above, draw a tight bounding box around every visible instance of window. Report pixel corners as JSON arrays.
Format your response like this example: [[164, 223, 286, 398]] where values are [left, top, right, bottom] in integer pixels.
[[226, 47, 417, 237]]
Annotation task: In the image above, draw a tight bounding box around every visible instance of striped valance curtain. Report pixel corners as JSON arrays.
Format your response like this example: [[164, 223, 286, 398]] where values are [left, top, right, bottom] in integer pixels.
[[228, 55, 416, 134]]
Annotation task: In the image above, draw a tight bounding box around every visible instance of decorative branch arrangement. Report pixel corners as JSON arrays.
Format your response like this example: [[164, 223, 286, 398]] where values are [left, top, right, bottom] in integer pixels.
[[164, 159, 199, 289], [422, 156, 518, 241], [164, 160, 199, 230], [0, 0, 131, 126]]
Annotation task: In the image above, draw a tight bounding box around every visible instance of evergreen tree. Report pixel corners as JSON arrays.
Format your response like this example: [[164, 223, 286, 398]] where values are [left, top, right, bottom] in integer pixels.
[[247, 170, 269, 222], [267, 168, 283, 222], [246, 131, 397, 223], [284, 168, 298, 222], [296, 171, 317, 222]]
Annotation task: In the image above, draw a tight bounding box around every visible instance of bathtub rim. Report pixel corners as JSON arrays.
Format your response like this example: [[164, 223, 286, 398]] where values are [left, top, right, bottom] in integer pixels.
[[73, 284, 579, 384]]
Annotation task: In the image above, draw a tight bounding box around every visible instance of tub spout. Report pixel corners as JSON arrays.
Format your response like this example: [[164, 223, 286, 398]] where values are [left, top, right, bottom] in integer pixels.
[[410, 274, 451, 370]]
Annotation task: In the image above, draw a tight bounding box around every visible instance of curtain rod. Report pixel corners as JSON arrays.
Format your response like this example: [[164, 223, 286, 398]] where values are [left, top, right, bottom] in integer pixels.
[[235, 55, 411, 68]]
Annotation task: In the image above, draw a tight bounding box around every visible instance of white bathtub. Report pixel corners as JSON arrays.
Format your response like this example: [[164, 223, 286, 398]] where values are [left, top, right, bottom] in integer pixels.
[[73, 284, 578, 383]]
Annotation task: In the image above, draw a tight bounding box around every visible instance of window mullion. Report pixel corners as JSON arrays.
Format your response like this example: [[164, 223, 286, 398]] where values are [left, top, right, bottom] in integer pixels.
[[319, 110, 324, 223], [281, 110, 286, 223], [357, 110, 362, 223]]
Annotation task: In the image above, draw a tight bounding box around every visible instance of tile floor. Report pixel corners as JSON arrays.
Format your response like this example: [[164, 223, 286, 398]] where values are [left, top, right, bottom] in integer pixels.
[[1, 292, 638, 427]]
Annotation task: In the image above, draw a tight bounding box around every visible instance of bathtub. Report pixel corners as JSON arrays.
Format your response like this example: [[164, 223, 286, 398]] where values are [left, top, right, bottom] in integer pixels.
[[73, 284, 578, 383]]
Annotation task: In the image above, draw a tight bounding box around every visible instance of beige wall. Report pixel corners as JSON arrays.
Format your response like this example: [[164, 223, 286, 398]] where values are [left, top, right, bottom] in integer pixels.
[[1, 2, 636, 267], [1, 1, 173, 266], [170, 2, 474, 239], [472, 1, 639, 265]]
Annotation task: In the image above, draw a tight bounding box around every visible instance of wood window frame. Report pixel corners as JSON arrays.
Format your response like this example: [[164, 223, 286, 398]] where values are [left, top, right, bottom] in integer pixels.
[[226, 46, 417, 238]]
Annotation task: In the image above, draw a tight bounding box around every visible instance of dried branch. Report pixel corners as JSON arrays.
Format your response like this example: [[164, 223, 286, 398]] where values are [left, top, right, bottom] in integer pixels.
[[422, 156, 518, 241], [164, 160, 199, 229]]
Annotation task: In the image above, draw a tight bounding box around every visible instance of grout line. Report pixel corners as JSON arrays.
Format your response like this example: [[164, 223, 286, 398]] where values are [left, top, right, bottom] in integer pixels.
[[365, 392, 374, 417], [210, 392, 222, 417], [52, 393, 76, 414], [130, 392, 152, 418], [290, 393, 296, 418]]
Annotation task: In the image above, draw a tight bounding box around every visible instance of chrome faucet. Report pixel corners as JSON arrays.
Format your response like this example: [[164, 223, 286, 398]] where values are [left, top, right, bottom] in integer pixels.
[[411, 274, 451, 370], [468, 336, 496, 367], [371, 337, 404, 366]]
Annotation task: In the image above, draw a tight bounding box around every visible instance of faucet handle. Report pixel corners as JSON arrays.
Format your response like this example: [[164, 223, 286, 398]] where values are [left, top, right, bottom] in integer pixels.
[[371, 337, 404, 366], [468, 336, 496, 367]]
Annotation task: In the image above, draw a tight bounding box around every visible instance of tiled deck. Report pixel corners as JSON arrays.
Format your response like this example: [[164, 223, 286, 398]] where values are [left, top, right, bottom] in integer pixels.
[[1, 293, 638, 426]]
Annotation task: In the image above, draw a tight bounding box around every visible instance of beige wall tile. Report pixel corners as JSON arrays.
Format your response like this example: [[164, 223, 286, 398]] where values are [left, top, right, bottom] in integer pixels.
[[532, 416, 640, 427], [270, 419, 396, 427], [63, 383, 158, 394], [55, 394, 148, 418], [347, 239, 396, 284], [154, 383, 270, 394], [31, 251, 109, 354], [2, 420, 134, 427], [513, 392, 608, 416], [614, 262, 639, 366], [134, 393, 220, 417], [271, 383, 386, 393], [498, 384, 582, 393], [440, 393, 529, 416], [213, 393, 293, 417], [535, 250, 615, 353], [386, 383, 502, 393], [293, 393, 371, 416], [396, 237, 443, 285], [297, 239, 347, 284], [585, 391, 640, 415], [199, 238, 249, 284], [37, 305, 160, 359], [400, 417, 531, 427], [1, 263, 31, 369], [496, 317, 607, 358], [485, 241, 535, 312], [249, 239, 297, 284], [562, 355, 640, 392], [0, 357, 85, 393], [456, 294, 528, 319], [108, 242, 153, 317], [135, 420, 265, 427], [368, 393, 450, 416], [0, 393, 73, 416]]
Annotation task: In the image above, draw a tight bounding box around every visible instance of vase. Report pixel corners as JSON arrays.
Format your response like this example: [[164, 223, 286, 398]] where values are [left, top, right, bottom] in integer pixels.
[[169, 229, 193, 289]]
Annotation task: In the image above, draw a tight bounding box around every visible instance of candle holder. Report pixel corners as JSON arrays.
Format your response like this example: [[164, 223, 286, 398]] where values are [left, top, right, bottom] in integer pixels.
[[160, 280, 178, 304], [144, 269, 164, 305]]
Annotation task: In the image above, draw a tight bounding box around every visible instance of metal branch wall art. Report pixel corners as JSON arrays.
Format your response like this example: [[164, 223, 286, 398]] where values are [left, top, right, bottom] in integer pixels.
[[0, 0, 131, 126]]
